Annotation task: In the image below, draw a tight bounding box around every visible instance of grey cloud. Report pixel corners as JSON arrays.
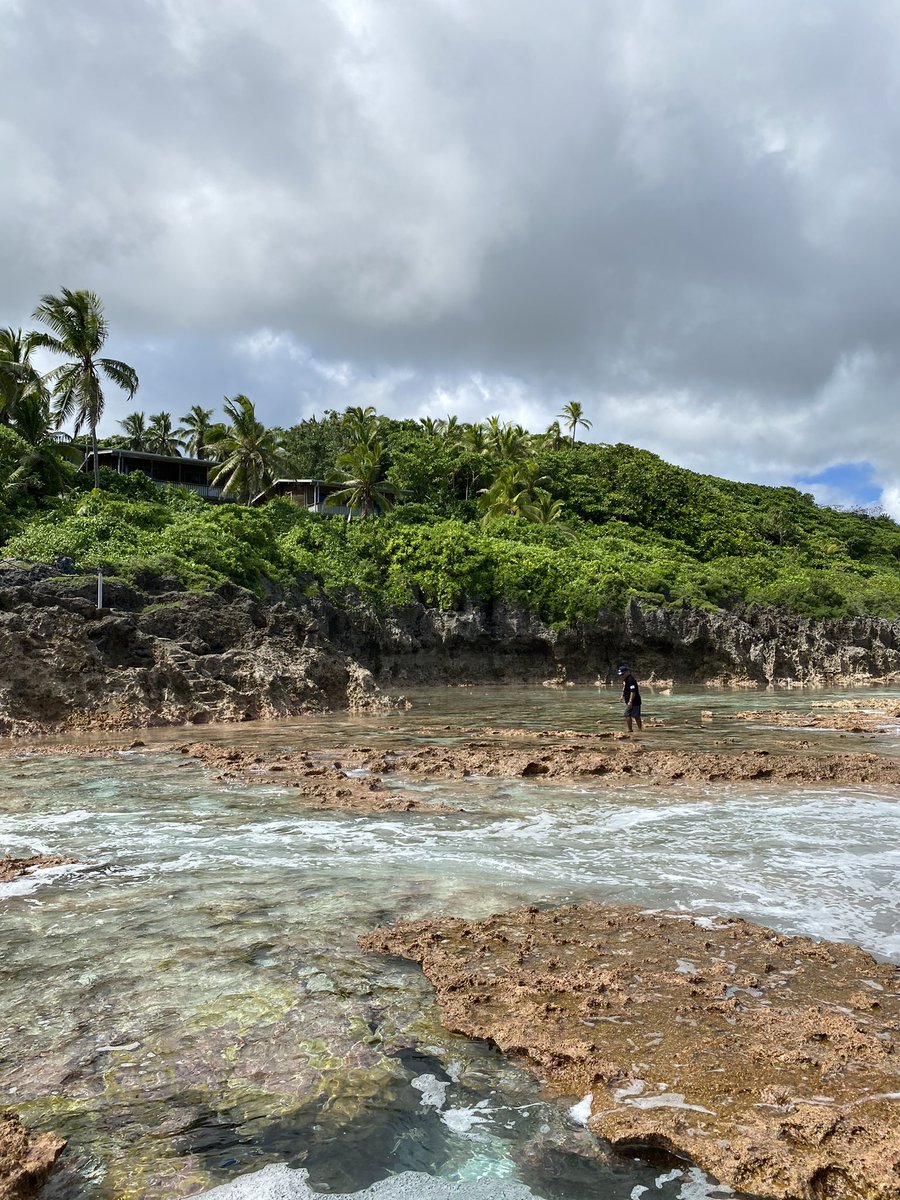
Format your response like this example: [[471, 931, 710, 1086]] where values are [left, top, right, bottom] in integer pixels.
[[2, 0, 900, 506]]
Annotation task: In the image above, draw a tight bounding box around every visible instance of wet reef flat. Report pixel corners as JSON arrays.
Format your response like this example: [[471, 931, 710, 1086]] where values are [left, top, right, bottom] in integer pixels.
[[7, 730, 896, 814], [362, 904, 900, 1200], [2, 686, 899, 1198], [726, 699, 900, 732], [2, 561, 900, 736], [171, 742, 460, 813], [351, 737, 900, 787]]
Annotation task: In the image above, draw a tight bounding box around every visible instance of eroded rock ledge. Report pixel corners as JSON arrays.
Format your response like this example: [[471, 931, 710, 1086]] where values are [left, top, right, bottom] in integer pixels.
[[0, 1111, 65, 1200], [360, 904, 900, 1200]]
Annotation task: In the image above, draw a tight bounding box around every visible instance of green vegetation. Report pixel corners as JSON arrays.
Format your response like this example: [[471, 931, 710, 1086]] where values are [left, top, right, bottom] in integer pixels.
[[1, 424, 898, 621], [1, 289, 899, 622]]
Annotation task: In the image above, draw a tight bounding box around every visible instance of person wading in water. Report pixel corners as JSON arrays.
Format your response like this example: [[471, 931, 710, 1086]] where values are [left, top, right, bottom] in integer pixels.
[[617, 665, 642, 732]]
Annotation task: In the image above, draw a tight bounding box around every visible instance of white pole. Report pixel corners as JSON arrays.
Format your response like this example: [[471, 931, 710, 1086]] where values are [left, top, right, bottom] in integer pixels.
[[97, 570, 104, 610]]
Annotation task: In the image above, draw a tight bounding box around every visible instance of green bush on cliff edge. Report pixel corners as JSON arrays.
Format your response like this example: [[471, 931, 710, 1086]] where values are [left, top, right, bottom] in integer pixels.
[[2, 441, 899, 621]]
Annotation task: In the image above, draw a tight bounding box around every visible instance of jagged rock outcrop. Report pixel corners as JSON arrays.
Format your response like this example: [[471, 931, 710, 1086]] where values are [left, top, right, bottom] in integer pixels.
[[0, 564, 392, 736], [0, 1112, 64, 1200], [344, 599, 900, 688], [1, 562, 898, 735]]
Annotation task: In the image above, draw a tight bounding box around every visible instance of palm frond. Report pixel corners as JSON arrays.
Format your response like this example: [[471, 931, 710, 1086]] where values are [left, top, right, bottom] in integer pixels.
[[98, 358, 139, 398]]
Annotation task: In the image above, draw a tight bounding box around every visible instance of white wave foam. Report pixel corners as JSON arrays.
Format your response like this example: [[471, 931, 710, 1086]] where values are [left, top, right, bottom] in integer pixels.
[[39, 809, 95, 826], [0, 862, 89, 899], [568, 1093, 592, 1125], [676, 1165, 735, 1197], [411, 1073, 450, 1109], [442, 1099, 493, 1135]]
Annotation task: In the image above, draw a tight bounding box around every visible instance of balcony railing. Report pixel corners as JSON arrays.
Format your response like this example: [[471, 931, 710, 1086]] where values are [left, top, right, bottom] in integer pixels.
[[309, 500, 355, 517], [149, 478, 223, 500]]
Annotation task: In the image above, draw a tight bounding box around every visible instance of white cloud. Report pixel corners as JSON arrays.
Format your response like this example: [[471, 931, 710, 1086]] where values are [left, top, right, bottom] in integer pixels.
[[881, 485, 900, 521]]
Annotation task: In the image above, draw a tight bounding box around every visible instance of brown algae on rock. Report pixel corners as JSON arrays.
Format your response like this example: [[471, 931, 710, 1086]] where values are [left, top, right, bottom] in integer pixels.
[[360, 903, 900, 1199]]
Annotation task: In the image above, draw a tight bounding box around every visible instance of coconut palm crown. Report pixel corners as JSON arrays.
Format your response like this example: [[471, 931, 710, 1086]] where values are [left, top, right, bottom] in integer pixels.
[[327, 441, 396, 520], [31, 288, 139, 488], [146, 411, 184, 457], [208, 394, 282, 503], [558, 400, 592, 445], [0, 327, 47, 427], [118, 412, 149, 451], [177, 404, 216, 459]]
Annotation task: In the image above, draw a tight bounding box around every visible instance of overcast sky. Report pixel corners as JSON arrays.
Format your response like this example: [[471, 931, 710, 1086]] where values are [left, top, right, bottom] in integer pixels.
[[2, 0, 899, 514]]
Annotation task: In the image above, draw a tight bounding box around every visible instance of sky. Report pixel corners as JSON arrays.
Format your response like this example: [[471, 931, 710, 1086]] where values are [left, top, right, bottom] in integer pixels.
[[2, 0, 899, 516]]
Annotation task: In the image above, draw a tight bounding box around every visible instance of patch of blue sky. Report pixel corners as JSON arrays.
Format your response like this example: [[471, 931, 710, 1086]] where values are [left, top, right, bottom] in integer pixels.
[[793, 462, 881, 511]]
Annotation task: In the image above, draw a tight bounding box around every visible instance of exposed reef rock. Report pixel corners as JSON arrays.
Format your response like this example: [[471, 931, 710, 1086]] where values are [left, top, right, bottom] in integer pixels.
[[0, 1111, 65, 1200], [361, 904, 900, 1200], [727, 701, 900, 733], [174, 742, 459, 813], [0, 855, 79, 884], [6, 730, 894, 795], [350, 737, 900, 787], [1, 561, 899, 736]]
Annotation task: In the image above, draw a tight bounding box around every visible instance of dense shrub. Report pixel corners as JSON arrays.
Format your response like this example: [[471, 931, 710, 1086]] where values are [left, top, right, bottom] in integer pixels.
[[3, 434, 899, 620]]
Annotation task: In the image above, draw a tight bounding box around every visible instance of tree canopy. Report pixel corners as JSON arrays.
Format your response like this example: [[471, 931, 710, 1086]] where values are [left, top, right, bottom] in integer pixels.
[[1, 289, 898, 622]]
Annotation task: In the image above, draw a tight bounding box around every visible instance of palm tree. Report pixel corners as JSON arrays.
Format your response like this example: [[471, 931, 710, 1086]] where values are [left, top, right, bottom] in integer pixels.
[[342, 405, 381, 450], [478, 463, 533, 521], [558, 400, 592, 445], [478, 459, 549, 523], [461, 422, 488, 455], [327, 441, 396, 520], [5, 393, 81, 497], [31, 288, 139, 488], [492, 423, 531, 463], [542, 420, 565, 451], [484, 414, 504, 449], [418, 416, 444, 436], [0, 327, 46, 427], [119, 412, 149, 451], [458, 422, 489, 500], [530, 490, 567, 523], [146, 411, 184, 456], [177, 404, 215, 459], [209, 394, 282, 503]]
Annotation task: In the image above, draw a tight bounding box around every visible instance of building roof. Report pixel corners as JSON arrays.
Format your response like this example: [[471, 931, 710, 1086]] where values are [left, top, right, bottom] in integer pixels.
[[87, 448, 211, 468]]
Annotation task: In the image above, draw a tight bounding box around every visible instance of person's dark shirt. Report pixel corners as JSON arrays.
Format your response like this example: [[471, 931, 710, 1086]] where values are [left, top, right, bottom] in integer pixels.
[[621, 673, 641, 705]]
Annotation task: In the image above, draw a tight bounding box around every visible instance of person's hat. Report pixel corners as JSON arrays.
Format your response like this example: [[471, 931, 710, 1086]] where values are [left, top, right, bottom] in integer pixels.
[[616, 665, 628, 675]]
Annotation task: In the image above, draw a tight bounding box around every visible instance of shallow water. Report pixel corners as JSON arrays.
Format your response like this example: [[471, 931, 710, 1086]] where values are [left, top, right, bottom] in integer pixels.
[[2, 685, 899, 1199]]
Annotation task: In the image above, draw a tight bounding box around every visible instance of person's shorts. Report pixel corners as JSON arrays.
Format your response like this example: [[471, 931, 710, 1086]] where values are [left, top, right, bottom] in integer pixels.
[[624, 703, 641, 716]]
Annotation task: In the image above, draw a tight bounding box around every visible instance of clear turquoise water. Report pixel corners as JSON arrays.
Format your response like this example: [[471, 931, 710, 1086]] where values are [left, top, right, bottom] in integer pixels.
[[2, 685, 899, 1199]]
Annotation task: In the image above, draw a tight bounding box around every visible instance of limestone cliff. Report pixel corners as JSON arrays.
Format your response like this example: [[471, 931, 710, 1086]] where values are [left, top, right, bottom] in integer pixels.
[[1, 562, 898, 736]]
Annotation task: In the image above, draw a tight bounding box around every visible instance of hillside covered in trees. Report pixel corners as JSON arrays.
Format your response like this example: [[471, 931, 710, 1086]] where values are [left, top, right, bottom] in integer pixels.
[[2, 407, 899, 622], [1, 289, 898, 623]]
